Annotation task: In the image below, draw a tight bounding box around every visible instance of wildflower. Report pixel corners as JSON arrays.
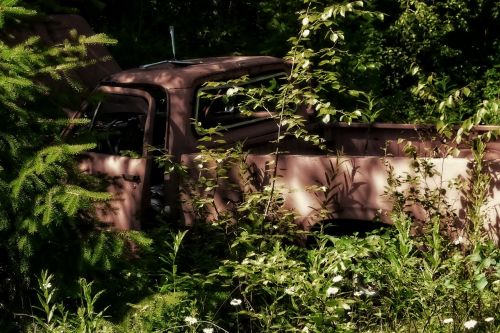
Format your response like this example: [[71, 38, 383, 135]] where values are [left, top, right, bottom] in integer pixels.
[[360, 287, 377, 297], [353, 290, 363, 297], [285, 287, 296, 295], [302, 29, 310, 38], [484, 317, 494, 322], [302, 59, 310, 69], [326, 287, 339, 296], [42, 282, 52, 289], [226, 87, 239, 96], [321, 9, 333, 20], [442, 318, 453, 324], [302, 17, 309, 26], [184, 316, 198, 325], [464, 319, 477, 329], [364, 290, 376, 297], [230, 298, 242, 306], [203, 328, 214, 333], [332, 275, 343, 283]]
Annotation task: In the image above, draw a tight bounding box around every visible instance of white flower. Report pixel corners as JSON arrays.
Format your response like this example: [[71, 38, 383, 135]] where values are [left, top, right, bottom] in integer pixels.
[[484, 317, 494, 322], [353, 290, 363, 297], [42, 282, 52, 289], [442, 318, 454, 324], [332, 275, 343, 283], [285, 287, 296, 295], [226, 87, 239, 96], [230, 298, 242, 306], [302, 29, 310, 38], [302, 17, 309, 26], [364, 290, 377, 297], [203, 328, 214, 333], [321, 8, 333, 20], [464, 319, 477, 329], [302, 59, 310, 69], [184, 316, 198, 325], [360, 287, 377, 297], [326, 287, 339, 296]]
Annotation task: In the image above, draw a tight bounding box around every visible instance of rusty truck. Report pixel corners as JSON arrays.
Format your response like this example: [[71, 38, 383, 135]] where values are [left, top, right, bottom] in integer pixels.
[[20, 14, 500, 239]]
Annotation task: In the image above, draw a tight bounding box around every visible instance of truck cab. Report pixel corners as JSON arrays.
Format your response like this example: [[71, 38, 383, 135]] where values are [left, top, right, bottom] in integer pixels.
[[78, 56, 291, 230]]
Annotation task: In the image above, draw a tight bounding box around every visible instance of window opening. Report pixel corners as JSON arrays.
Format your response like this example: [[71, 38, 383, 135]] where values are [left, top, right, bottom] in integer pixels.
[[88, 94, 149, 157], [194, 72, 286, 133]]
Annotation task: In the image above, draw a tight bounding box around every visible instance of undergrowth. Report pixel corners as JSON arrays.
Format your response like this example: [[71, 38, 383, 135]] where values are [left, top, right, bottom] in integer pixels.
[[24, 133, 500, 332]]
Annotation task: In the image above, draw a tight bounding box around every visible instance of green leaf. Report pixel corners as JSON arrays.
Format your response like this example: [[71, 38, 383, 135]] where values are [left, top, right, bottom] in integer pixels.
[[475, 274, 488, 290], [463, 87, 471, 96]]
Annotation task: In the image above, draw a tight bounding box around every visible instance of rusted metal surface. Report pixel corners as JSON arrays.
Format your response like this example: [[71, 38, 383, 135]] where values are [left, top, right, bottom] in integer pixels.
[[183, 138, 500, 238], [79, 153, 146, 230]]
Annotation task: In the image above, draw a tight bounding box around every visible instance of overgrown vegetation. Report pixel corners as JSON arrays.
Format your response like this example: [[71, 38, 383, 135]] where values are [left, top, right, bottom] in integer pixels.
[[0, 1, 148, 330], [26, 149, 500, 331], [1, 0, 500, 332]]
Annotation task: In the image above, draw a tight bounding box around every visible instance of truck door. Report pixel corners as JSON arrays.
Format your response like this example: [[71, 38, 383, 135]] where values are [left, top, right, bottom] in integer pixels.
[[79, 87, 155, 230]]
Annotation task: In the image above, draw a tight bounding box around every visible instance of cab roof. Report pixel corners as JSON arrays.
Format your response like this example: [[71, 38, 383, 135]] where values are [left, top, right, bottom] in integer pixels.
[[100, 56, 288, 90]]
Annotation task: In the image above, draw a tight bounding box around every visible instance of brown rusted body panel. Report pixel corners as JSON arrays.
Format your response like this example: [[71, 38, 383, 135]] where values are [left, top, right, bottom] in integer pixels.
[[180, 122, 500, 241], [79, 153, 146, 230]]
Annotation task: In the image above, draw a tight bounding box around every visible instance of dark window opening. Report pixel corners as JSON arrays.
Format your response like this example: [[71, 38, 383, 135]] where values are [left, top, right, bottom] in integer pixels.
[[194, 72, 286, 132], [89, 94, 149, 157]]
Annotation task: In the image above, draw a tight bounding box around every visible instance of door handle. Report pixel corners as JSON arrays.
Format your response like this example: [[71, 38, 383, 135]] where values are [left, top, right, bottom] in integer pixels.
[[122, 174, 141, 183]]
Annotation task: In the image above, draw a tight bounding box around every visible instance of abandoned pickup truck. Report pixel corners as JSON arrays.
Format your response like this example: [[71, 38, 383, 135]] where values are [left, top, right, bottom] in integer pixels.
[[32, 15, 497, 238], [74, 54, 500, 239]]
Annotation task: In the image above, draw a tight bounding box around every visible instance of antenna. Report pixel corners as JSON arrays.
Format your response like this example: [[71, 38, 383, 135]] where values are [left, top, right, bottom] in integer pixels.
[[140, 26, 203, 68], [169, 26, 176, 60]]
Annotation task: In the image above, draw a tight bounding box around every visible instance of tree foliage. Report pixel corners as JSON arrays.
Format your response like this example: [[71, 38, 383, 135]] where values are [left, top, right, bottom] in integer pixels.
[[0, 1, 147, 328]]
